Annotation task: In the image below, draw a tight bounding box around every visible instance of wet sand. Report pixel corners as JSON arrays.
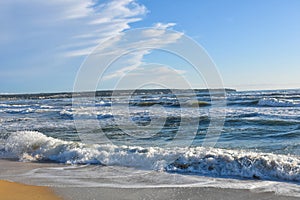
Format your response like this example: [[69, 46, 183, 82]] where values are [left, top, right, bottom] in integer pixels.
[[1, 160, 299, 200], [1, 180, 298, 200], [55, 187, 300, 200]]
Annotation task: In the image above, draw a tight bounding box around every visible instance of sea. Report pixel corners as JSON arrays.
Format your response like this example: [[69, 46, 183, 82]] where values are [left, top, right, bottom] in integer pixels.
[[0, 89, 299, 197]]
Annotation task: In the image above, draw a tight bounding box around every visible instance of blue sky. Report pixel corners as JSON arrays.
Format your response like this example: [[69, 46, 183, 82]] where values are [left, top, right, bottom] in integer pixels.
[[0, 0, 299, 93]]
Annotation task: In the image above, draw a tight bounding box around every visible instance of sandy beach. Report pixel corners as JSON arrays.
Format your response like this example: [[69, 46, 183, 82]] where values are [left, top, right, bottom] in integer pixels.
[[0, 180, 62, 200], [54, 186, 300, 200], [1, 160, 300, 200], [0, 159, 299, 200], [1, 179, 298, 200]]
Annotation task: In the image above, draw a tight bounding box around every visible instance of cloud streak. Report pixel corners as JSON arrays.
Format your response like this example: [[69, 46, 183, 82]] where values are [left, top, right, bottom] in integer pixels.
[[0, 0, 150, 92], [97, 28, 183, 83], [64, 0, 147, 57], [0, 0, 147, 58], [0, 0, 185, 92]]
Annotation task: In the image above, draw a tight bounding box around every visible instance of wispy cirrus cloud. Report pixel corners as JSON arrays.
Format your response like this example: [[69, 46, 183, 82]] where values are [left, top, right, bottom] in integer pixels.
[[97, 27, 183, 83], [0, 0, 186, 92], [0, 0, 147, 58], [63, 0, 147, 57], [79, 27, 187, 90], [0, 0, 149, 92]]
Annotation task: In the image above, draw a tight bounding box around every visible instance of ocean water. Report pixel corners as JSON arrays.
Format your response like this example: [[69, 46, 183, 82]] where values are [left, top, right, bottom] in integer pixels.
[[0, 89, 300, 196]]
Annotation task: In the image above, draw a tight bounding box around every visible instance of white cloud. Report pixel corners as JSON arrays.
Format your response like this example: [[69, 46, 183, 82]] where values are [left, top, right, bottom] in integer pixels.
[[89, 0, 146, 24], [102, 50, 150, 80], [153, 22, 176, 29], [0, 0, 185, 92], [98, 28, 183, 83], [62, 0, 147, 57], [0, 0, 147, 57], [73, 26, 187, 91]]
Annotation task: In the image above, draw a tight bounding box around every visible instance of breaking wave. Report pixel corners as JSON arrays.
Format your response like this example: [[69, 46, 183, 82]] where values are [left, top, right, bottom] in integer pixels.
[[3, 131, 300, 182], [258, 98, 300, 107]]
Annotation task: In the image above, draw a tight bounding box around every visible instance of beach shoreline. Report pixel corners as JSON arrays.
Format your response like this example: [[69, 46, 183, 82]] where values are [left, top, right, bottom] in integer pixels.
[[0, 159, 299, 200], [1, 179, 298, 200], [54, 186, 300, 200]]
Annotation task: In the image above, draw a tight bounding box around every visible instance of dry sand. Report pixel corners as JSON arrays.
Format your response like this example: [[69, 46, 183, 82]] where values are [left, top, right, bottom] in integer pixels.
[[0, 180, 62, 200]]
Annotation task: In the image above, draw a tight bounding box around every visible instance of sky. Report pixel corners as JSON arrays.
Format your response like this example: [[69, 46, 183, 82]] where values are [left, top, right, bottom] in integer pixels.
[[0, 0, 299, 93]]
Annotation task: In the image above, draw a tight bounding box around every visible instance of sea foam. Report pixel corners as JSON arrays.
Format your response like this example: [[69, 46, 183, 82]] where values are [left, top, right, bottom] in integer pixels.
[[258, 98, 300, 107], [3, 131, 300, 182]]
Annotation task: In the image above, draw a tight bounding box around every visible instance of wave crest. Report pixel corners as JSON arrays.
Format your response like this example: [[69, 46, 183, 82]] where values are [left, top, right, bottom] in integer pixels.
[[3, 131, 300, 182], [258, 98, 300, 107]]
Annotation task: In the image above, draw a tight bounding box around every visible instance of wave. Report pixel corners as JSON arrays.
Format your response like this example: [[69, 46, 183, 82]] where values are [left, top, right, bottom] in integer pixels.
[[130, 100, 210, 107], [183, 100, 211, 107], [227, 100, 259, 106], [0, 103, 31, 108], [225, 117, 300, 126], [97, 100, 112, 107], [258, 98, 300, 107], [3, 131, 300, 182], [1, 108, 35, 114]]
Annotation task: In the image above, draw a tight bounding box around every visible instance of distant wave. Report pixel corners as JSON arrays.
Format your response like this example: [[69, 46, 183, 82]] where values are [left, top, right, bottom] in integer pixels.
[[226, 100, 259, 106], [228, 98, 300, 107], [130, 100, 210, 107], [1, 108, 35, 114], [258, 98, 300, 107], [3, 131, 300, 182], [0, 103, 31, 108]]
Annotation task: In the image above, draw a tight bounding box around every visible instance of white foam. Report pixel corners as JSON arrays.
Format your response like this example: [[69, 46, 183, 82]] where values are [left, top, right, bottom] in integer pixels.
[[60, 107, 113, 117], [0, 103, 30, 108], [4, 131, 300, 183], [97, 100, 112, 106], [258, 98, 300, 107], [2, 162, 300, 198], [0, 107, 35, 114]]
